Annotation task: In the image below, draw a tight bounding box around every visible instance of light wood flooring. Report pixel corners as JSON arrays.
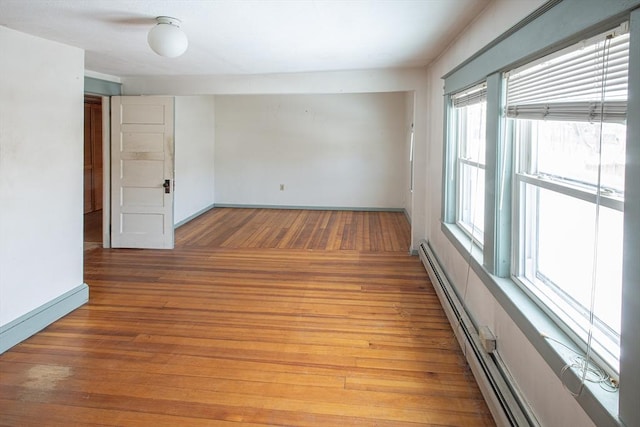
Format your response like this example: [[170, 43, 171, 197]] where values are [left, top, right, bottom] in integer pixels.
[[0, 208, 495, 426]]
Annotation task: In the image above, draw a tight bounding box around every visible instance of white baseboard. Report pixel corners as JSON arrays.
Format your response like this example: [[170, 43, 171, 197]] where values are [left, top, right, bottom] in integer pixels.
[[174, 203, 216, 228], [0, 283, 89, 353], [212, 203, 405, 212]]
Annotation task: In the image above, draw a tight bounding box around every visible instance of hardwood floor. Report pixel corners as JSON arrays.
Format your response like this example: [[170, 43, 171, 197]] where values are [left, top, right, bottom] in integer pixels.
[[0, 208, 495, 426], [175, 208, 411, 251]]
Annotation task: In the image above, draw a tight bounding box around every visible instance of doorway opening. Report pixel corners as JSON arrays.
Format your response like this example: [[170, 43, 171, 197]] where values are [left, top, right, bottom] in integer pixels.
[[84, 95, 103, 250]]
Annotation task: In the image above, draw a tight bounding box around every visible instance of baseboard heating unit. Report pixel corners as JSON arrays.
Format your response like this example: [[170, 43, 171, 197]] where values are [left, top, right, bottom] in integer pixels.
[[417, 239, 539, 427]]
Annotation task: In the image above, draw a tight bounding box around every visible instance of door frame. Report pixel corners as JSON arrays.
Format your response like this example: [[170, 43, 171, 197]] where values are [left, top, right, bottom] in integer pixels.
[[83, 93, 112, 248]]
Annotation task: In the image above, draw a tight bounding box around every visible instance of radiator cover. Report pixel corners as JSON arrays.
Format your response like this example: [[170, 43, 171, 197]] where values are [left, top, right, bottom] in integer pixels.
[[418, 239, 538, 427]]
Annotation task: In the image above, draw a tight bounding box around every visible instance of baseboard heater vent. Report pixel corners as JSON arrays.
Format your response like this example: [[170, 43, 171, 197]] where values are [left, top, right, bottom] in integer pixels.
[[418, 239, 538, 427]]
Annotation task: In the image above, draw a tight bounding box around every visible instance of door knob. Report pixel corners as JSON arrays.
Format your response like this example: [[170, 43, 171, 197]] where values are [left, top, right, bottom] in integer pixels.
[[163, 179, 171, 194]]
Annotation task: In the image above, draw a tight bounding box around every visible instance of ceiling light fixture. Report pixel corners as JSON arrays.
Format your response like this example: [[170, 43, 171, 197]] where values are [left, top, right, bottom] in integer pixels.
[[147, 16, 188, 58]]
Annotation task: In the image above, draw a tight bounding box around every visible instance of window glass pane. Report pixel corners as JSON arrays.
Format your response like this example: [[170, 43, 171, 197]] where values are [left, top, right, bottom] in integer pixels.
[[454, 97, 486, 243], [458, 163, 485, 240], [528, 120, 626, 193], [458, 102, 486, 163], [520, 183, 622, 364]]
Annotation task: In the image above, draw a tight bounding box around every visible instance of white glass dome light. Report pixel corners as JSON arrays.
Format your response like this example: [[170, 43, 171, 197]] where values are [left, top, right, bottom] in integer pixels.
[[148, 16, 188, 58]]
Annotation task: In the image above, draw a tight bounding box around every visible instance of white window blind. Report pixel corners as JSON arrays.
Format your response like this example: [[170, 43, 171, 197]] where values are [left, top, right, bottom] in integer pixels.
[[452, 82, 487, 108], [505, 26, 629, 123]]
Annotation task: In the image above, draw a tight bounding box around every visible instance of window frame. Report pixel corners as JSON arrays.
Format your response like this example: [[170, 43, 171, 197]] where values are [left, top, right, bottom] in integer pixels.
[[450, 91, 487, 246], [511, 118, 626, 374]]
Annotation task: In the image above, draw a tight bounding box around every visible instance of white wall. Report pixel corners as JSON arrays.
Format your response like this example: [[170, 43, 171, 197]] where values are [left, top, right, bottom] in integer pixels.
[[0, 26, 85, 325], [214, 93, 406, 208], [174, 96, 216, 224], [424, 0, 596, 426]]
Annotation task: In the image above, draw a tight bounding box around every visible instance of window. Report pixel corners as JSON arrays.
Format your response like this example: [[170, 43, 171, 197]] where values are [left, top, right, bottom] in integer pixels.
[[507, 28, 629, 372], [441, 3, 640, 424], [451, 84, 487, 244]]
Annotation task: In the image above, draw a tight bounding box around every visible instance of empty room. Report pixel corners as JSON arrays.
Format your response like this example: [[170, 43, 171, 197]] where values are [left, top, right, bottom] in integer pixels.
[[1, 0, 639, 426]]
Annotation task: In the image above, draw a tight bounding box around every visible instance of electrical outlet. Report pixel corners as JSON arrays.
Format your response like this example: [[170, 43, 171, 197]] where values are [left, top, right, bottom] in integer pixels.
[[280, 184, 285, 191]]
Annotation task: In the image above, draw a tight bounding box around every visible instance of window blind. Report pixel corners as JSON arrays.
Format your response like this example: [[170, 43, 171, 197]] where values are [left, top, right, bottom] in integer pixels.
[[505, 27, 629, 123], [452, 82, 487, 108]]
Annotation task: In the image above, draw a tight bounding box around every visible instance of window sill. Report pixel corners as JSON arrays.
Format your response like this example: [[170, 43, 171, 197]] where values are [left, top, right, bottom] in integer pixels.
[[441, 221, 620, 427]]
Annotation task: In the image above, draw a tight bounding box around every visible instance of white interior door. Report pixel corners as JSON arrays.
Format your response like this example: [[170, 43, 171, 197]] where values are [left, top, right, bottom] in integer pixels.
[[111, 96, 174, 249]]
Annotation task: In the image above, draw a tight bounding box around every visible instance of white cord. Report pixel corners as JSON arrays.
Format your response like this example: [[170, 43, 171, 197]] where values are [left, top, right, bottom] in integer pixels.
[[560, 34, 613, 398], [542, 333, 618, 393]]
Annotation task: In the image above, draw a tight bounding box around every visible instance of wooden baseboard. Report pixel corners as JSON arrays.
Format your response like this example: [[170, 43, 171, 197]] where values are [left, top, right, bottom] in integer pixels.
[[0, 283, 89, 353]]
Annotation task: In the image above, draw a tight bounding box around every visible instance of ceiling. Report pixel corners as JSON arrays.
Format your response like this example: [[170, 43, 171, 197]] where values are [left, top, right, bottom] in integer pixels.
[[0, 0, 491, 78]]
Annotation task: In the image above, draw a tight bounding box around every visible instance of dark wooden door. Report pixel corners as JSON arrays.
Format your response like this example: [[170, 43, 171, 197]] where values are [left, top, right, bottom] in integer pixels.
[[84, 96, 103, 213]]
